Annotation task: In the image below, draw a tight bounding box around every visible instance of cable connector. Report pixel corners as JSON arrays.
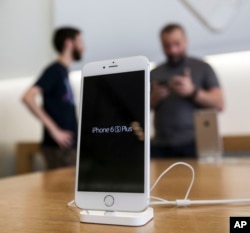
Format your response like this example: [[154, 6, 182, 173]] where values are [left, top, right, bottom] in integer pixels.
[[176, 199, 191, 207]]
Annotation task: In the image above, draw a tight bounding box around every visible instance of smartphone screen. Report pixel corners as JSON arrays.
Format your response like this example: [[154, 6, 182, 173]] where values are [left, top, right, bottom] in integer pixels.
[[78, 70, 145, 193]]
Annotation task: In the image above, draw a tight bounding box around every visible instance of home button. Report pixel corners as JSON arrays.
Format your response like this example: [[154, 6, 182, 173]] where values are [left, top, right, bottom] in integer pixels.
[[104, 195, 114, 207]]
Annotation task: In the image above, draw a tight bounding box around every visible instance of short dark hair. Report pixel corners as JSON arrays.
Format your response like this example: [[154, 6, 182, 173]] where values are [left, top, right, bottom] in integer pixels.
[[53, 27, 81, 53], [160, 23, 185, 36]]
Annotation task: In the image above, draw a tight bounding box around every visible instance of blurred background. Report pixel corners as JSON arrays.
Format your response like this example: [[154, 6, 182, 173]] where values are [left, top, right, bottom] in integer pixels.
[[1, 0, 250, 177]]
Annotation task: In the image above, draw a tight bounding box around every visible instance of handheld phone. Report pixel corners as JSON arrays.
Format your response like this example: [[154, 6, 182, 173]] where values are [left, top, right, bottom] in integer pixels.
[[75, 56, 150, 212]]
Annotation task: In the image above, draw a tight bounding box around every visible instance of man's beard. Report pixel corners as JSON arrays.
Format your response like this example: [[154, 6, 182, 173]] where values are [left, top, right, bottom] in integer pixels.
[[167, 53, 186, 65], [72, 48, 82, 61]]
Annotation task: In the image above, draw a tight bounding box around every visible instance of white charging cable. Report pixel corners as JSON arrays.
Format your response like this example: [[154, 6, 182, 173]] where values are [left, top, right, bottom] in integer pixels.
[[68, 161, 250, 209], [150, 162, 194, 206], [150, 162, 250, 207]]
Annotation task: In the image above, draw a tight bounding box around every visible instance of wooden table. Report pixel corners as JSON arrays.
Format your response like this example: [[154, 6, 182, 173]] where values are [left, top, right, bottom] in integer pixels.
[[1, 159, 250, 233]]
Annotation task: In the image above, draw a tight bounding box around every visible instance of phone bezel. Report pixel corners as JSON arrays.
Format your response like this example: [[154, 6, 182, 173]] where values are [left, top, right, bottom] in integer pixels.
[[75, 56, 150, 212]]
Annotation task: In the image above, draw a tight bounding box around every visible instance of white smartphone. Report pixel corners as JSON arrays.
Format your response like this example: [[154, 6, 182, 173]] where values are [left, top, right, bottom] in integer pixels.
[[194, 110, 223, 162], [75, 56, 150, 212]]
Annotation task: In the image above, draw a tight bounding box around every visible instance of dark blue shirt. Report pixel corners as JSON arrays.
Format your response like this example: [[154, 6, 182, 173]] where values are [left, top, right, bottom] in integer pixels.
[[34, 62, 78, 148]]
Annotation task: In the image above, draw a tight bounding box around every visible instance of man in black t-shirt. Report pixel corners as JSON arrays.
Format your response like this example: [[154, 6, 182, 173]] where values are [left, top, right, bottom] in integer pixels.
[[22, 27, 84, 169], [151, 24, 224, 158]]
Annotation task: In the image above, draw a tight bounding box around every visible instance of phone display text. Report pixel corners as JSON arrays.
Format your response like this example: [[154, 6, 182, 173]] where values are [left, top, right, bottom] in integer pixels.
[[78, 71, 145, 193]]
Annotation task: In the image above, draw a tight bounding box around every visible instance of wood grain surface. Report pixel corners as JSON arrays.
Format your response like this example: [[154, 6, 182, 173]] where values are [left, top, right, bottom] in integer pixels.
[[1, 159, 250, 233]]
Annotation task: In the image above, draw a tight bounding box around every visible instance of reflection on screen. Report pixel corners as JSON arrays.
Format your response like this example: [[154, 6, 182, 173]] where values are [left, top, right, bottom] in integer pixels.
[[78, 71, 145, 193]]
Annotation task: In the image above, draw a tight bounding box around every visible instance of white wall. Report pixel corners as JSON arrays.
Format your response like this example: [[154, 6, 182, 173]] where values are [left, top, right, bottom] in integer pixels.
[[54, 0, 250, 71], [0, 0, 53, 79], [0, 77, 42, 145], [2, 0, 249, 79], [205, 51, 250, 135]]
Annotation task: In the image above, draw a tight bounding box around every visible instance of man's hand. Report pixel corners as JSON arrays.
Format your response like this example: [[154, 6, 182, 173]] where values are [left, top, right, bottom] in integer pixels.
[[168, 68, 224, 110], [50, 128, 73, 149], [169, 68, 195, 97], [22, 86, 74, 148], [151, 81, 169, 108]]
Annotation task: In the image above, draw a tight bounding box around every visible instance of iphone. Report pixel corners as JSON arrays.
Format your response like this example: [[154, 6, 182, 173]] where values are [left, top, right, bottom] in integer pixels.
[[75, 56, 150, 212]]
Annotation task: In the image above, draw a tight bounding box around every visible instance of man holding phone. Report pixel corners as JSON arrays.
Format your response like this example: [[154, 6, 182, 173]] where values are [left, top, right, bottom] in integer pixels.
[[22, 27, 84, 169], [151, 24, 224, 158]]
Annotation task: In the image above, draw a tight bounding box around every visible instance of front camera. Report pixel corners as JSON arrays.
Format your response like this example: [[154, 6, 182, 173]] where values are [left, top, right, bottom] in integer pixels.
[[103, 66, 106, 69]]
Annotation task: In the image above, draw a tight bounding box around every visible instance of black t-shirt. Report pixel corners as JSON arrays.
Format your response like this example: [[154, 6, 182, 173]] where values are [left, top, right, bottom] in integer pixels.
[[34, 62, 78, 149]]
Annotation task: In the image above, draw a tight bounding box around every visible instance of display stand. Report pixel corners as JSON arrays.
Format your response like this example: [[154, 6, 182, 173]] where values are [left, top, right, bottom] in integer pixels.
[[80, 207, 154, 226]]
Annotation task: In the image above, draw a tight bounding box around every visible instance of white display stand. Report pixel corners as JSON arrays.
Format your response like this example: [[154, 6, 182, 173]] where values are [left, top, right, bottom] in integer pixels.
[[80, 207, 154, 226]]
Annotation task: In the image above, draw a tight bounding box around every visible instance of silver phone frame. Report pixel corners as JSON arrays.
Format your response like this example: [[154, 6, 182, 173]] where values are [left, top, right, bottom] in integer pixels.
[[75, 56, 150, 212]]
